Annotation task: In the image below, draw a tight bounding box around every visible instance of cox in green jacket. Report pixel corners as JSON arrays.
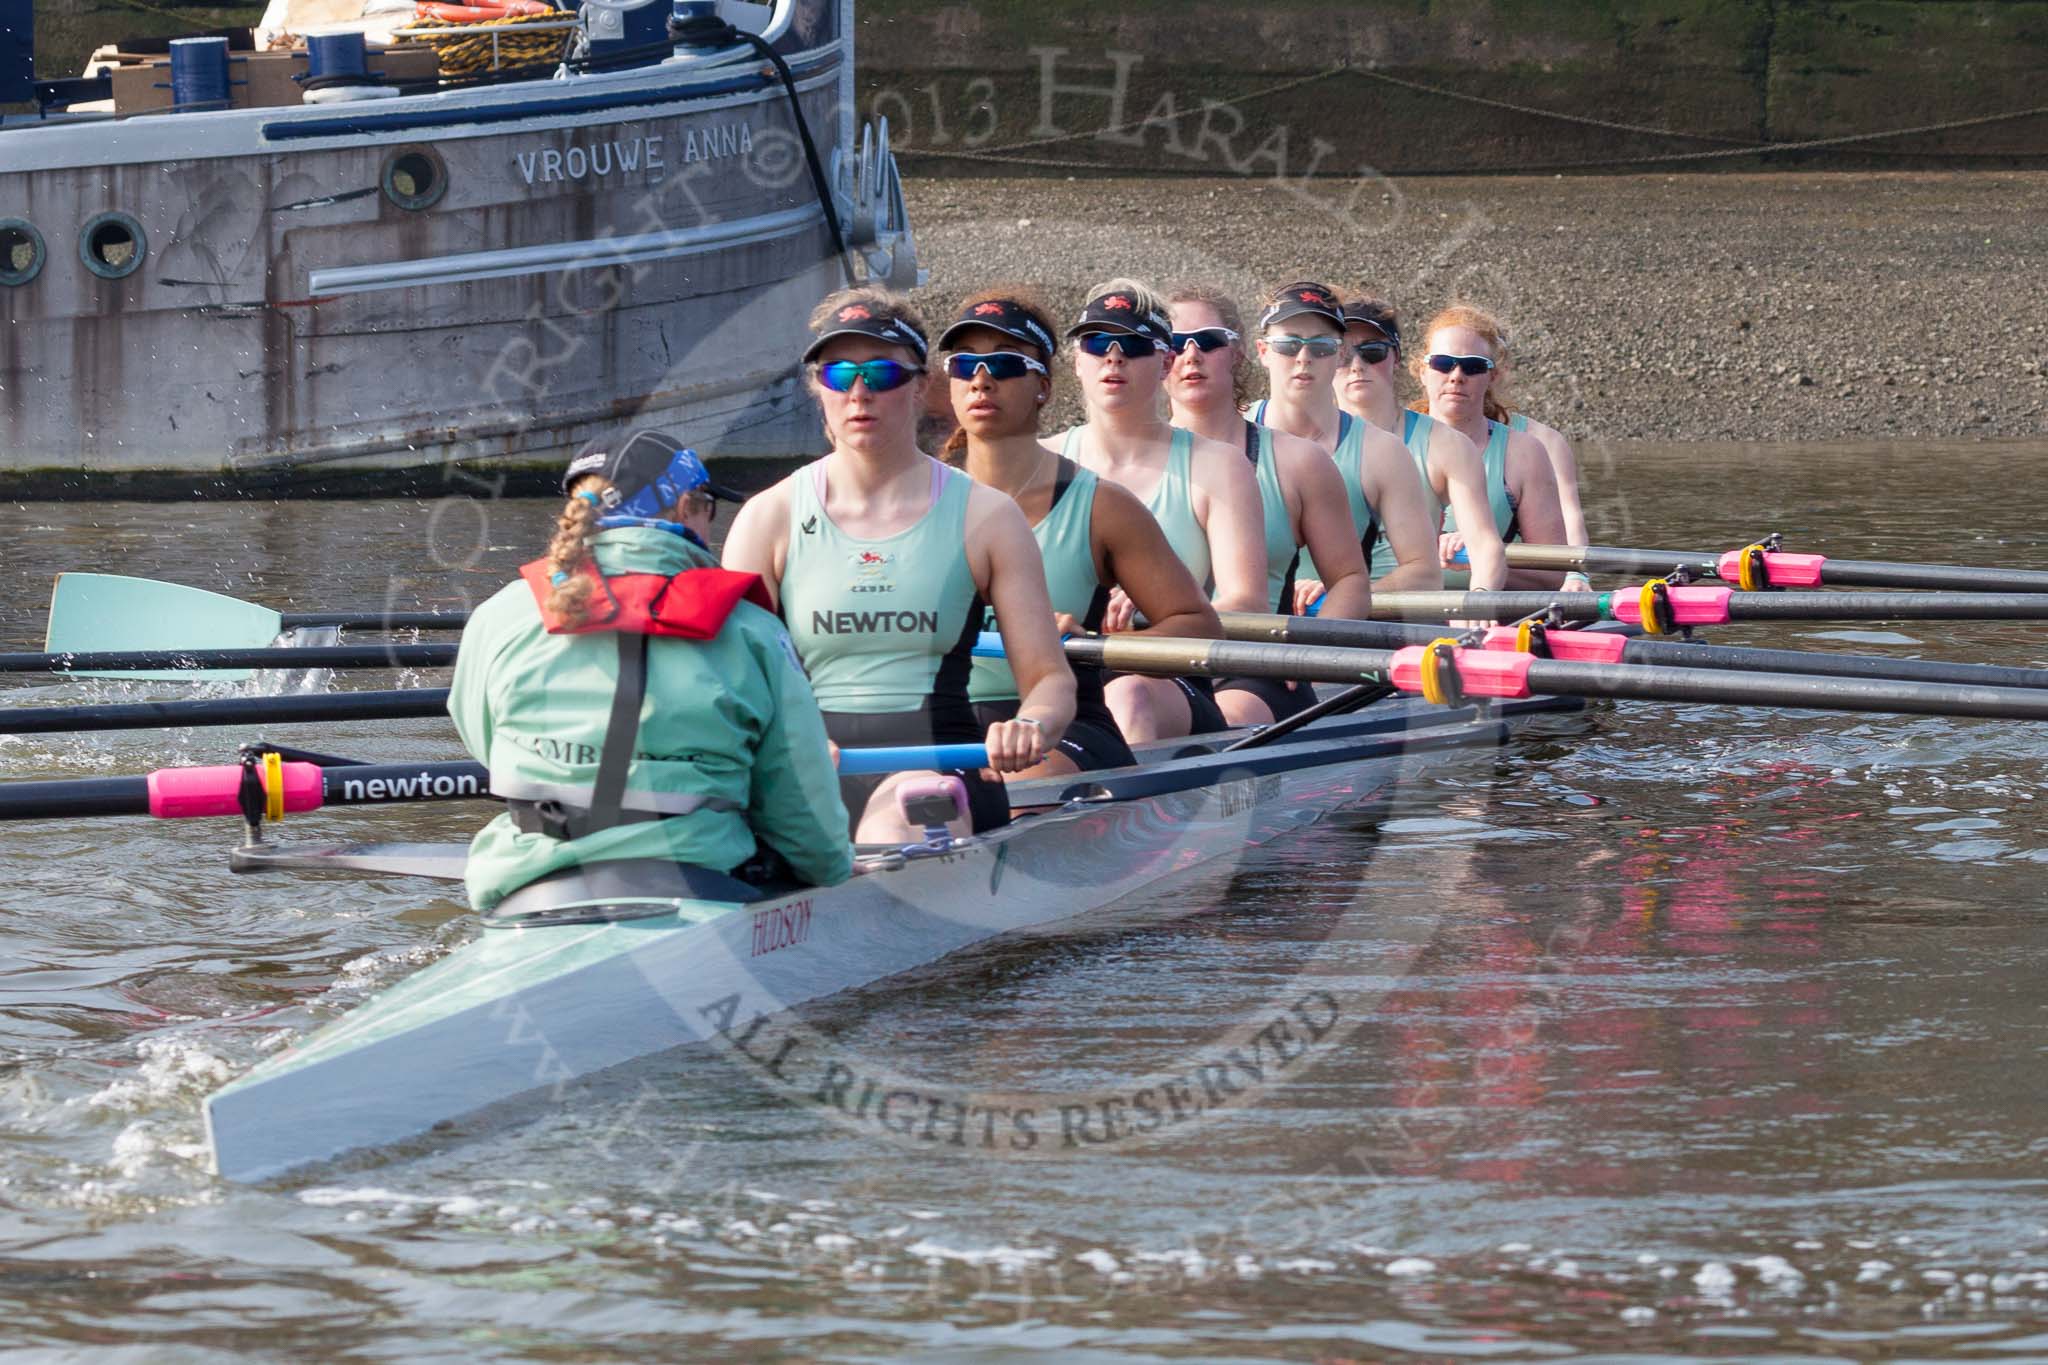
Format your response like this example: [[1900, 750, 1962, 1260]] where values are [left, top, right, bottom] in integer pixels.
[[449, 526, 853, 911]]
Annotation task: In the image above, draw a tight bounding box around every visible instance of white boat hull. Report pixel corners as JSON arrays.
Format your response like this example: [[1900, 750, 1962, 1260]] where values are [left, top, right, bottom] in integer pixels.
[[205, 699, 1576, 1180]]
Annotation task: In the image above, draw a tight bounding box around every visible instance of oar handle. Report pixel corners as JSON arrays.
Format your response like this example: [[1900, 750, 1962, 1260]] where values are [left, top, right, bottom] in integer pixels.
[[837, 744, 988, 775]]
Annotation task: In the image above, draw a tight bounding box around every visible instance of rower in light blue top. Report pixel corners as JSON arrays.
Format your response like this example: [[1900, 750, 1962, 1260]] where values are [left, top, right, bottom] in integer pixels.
[[1164, 283, 1372, 727], [722, 286, 1076, 843], [1051, 277, 1267, 743], [1411, 303, 1569, 591], [942, 289, 1217, 775], [1331, 292, 1513, 591], [1247, 280, 1439, 595]]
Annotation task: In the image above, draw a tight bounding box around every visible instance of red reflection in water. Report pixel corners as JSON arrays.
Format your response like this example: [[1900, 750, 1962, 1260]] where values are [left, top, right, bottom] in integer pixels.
[[1372, 760, 1855, 1189]]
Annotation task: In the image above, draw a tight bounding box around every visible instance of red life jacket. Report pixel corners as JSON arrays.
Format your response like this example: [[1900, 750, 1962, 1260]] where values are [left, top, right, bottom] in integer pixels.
[[519, 558, 772, 639]]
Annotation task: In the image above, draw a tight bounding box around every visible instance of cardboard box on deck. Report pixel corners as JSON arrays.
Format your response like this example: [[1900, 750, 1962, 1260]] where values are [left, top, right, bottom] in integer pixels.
[[108, 44, 438, 113]]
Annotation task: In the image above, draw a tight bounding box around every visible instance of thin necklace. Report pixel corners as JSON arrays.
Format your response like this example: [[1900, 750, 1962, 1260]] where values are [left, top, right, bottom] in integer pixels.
[[1267, 394, 1333, 446], [991, 442, 1053, 504]]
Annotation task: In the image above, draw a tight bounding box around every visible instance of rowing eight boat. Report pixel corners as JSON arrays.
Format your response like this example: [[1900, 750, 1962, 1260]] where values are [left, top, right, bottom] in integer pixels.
[[204, 694, 1581, 1182]]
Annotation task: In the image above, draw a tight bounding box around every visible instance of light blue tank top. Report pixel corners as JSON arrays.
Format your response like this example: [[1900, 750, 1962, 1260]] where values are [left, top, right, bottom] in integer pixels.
[[1368, 409, 1447, 578], [1244, 422, 1298, 613], [1438, 419, 1515, 589], [1440, 419, 1514, 541], [969, 460, 1102, 703], [1063, 425, 1210, 590], [1250, 402, 1374, 587], [781, 459, 982, 714]]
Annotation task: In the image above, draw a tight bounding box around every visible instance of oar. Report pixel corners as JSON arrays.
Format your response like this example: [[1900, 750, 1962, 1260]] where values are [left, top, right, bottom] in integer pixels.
[[45, 574, 467, 681], [1503, 543, 2048, 594], [0, 644, 460, 674], [1368, 587, 2048, 625], [1222, 680, 1396, 752], [1215, 613, 2048, 693], [0, 690, 453, 735], [0, 744, 992, 822], [1061, 635, 2048, 723], [48, 574, 468, 646]]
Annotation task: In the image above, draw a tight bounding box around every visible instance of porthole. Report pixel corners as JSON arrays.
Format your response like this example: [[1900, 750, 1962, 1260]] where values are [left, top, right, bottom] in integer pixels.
[[80, 211, 146, 280], [0, 220, 44, 286], [382, 147, 447, 211]]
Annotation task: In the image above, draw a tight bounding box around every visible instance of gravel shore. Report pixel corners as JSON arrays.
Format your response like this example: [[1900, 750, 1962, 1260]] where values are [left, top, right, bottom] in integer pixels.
[[905, 170, 2048, 445]]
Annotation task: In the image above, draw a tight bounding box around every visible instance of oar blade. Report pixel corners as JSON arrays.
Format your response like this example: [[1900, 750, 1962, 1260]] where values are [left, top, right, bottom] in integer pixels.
[[46, 574, 283, 681]]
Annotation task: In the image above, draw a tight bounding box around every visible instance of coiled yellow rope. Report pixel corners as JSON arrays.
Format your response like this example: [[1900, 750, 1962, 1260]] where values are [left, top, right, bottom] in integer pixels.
[[393, 10, 572, 78]]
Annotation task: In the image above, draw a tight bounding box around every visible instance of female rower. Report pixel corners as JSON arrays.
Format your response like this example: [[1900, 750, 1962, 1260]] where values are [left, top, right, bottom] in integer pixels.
[[1048, 277, 1267, 742], [1331, 294, 1508, 592], [722, 289, 1076, 842], [1493, 335, 1593, 592], [940, 287, 1220, 776], [1245, 281, 1440, 596], [1413, 304, 1568, 590], [1163, 282, 1370, 726], [449, 430, 853, 914]]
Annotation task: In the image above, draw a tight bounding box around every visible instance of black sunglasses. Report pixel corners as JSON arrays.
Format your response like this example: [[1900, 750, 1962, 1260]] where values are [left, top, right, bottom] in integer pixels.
[[1265, 335, 1343, 359], [1424, 352, 1496, 376], [945, 351, 1049, 381], [1168, 327, 1239, 354], [1345, 341, 1397, 365], [1076, 332, 1161, 359]]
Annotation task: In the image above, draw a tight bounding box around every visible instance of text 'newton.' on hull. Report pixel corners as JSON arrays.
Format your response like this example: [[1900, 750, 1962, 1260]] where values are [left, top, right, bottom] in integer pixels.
[[0, 0, 919, 485]]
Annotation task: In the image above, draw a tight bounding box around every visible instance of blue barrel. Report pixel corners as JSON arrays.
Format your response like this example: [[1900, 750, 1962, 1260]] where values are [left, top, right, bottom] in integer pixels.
[[168, 36, 230, 109], [582, 0, 669, 67], [305, 32, 369, 82]]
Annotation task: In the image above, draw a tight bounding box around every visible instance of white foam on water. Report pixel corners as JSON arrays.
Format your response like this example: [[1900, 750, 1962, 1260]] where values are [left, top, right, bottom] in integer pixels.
[[1135, 1248, 1211, 1276], [1385, 1257, 1437, 1278], [1745, 1254, 1805, 1290], [1694, 1261, 1736, 1295], [904, 1239, 1053, 1272], [298, 1186, 443, 1208], [85, 1037, 234, 1113], [108, 1120, 166, 1181], [1074, 1249, 1120, 1275]]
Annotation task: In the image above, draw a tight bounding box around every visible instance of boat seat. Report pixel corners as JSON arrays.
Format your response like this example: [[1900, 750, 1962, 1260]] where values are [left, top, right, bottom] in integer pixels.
[[488, 857, 771, 926]]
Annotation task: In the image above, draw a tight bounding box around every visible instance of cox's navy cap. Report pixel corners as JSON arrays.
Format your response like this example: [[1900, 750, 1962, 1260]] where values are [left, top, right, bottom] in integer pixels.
[[563, 429, 743, 503]]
